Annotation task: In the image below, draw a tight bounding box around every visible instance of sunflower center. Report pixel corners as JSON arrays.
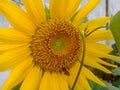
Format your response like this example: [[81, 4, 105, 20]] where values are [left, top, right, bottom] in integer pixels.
[[52, 36, 65, 52], [30, 17, 82, 74]]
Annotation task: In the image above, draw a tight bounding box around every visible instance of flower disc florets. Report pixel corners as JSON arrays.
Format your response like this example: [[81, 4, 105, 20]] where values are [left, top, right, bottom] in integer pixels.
[[30, 17, 82, 74]]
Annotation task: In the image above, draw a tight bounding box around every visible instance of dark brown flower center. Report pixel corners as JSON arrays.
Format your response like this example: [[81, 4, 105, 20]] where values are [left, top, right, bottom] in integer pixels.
[[30, 17, 82, 74]]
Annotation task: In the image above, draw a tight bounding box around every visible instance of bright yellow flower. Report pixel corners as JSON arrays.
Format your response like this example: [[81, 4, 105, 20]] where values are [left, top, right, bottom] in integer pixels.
[[0, 0, 119, 90]]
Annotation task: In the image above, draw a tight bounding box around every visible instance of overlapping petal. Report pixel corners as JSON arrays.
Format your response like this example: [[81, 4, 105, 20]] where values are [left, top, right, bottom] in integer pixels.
[[2, 57, 33, 90], [0, 0, 36, 35], [50, 0, 82, 19], [79, 17, 110, 32], [0, 28, 30, 42], [39, 72, 69, 90], [87, 30, 114, 42], [73, 0, 100, 24], [0, 45, 31, 71], [20, 66, 42, 90], [23, 0, 46, 26], [69, 62, 105, 90]]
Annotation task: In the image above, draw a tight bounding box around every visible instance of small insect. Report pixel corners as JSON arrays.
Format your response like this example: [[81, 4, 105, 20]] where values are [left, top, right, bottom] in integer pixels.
[[62, 67, 70, 76]]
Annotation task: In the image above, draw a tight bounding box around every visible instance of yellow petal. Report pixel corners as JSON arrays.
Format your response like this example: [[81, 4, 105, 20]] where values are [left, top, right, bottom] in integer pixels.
[[69, 64, 104, 90], [0, 45, 31, 71], [82, 67, 106, 87], [23, 0, 46, 26], [76, 75, 92, 90], [73, 0, 100, 24], [50, 0, 63, 18], [0, 43, 28, 52], [69, 62, 80, 87], [39, 72, 55, 90], [69, 63, 105, 89], [57, 73, 69, 90], [2, 57, 33, 90], [65, 0, 82, 19], [84, 56, 112, 73], [50, 0, 71, 18], [85, 52, 117, 68], [58, 0, 69, 17], [0, 28, 30, 42], [20, 65, 42, 90], [74, 85, 84, 90], [50, 0, 82, 19], [69, 64, 92, 90], [79, 17, 110, 32], [87, 30, 113, 42], [0, 1, 35, 35], [87, 50, 120, 60], [86, 43, 113, 53], [97, 59, 117, 68], [39, 72, 68, 90]]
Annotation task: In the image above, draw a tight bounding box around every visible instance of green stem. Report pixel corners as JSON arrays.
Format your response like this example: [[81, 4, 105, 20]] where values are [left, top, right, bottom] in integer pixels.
[[71, 33, 86, 90], [106, 0, 109, 30]]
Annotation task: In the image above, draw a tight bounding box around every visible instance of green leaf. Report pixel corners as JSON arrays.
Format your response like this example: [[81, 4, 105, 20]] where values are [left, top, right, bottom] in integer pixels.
[[113, 78, 120, 88], [89, 80, 108, 90], [89, 79, 120, 90], [112, 67, 120, 76], [110, 11, 120, 54], [44, 4, 51, 20], [105, 81, 120, 90], [113, 60, 120, 65]]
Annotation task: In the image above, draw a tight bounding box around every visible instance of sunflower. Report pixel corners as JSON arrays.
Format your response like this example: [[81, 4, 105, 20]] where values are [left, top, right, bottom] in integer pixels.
[[0, 0, 119, 90]]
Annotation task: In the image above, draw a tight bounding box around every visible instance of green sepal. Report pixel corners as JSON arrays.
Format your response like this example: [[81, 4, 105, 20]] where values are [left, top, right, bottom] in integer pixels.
[[12, 83, 22, 90]]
